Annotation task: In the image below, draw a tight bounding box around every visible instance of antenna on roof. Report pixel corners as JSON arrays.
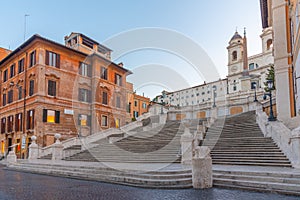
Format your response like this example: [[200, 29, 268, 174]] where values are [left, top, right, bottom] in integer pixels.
[[24, 14, 30, 41]]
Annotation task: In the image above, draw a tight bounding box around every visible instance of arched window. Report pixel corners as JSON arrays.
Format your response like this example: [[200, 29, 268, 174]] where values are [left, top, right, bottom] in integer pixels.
[[267, 39, 273, 50], [232, 51, 237, 61]]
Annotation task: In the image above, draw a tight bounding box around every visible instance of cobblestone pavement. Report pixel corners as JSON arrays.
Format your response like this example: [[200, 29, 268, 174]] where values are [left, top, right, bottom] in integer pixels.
[[0, 165, 299, 200]]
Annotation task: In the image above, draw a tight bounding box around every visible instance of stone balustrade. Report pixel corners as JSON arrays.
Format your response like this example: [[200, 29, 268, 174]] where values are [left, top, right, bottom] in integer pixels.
[[256, 109, 300, 168]]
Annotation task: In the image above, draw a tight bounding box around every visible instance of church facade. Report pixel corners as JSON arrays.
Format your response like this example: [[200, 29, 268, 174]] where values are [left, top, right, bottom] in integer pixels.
[[155, 27, 274, 118]]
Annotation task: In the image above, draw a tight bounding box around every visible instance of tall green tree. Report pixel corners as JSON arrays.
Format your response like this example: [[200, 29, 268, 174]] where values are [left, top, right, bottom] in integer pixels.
[[264, 64, 275, 92]]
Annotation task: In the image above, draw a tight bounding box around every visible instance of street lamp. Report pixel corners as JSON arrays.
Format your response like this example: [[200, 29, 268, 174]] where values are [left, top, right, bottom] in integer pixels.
[[212, 86, 216, 108], [253, 82, 258, 102], [263, 80, 276, 121], [160, 98, 164, 114]]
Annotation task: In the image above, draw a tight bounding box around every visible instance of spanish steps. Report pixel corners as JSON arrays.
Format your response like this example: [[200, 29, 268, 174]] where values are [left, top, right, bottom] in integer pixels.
[[202, 111, 292, 167], [63, 118, 204, 163], [8, 111, 300, 195]]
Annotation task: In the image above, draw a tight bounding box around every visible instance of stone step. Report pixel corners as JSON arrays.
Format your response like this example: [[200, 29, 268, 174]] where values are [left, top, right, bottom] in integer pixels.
[[213, 174, 300, 185], [212, 161, 292, 167], [213, 178, 300, 196], [212, 156, 289, 160], [6, 163, 192, 189]]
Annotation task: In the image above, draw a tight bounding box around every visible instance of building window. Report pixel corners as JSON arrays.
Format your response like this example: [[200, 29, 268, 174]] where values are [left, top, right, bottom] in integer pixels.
[[29, 50, 36, 67], [102, 92, 108, 105], [8, 90, 13, 104], [232, 51, 237, 61], [7, 115, 13, 133], [82, 37, 94, 49], [142, 103, 147, 109], [27, 110, 35, 129], [3, 69, 8, 82], [2, 94, 6, 106], [79, 62, 91, 77], [134, 101, 137, 107], [116, 96, 121, 108], [29, 80, 34, 96], [18, 86, 23, 100], [267, 39, 273, 50], [45, 50, 60, 68], [115, 118, 120, 128], [233, 85, 237, 91], [1, 118, 6, 134], [79, 114, 91, 126], [101, 115, 108, 127], [101, 67, 108, 80], [48, 80, 57, 96], [10, 64, 15, 78], [15, 113, 23, 132], [249, 63, 255, 70], [115, 73, 122, 86], [133, 111, 139, 118], [43, 109, 60, 123], [79, 88, 91, 102], [127, 103, 131, 113], [18, 58, 24, 73]]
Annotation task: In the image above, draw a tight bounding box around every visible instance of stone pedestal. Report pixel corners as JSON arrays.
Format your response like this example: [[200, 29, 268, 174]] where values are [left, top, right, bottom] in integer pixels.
[[28, 136, 39, 160], [180, 127, 194, 165], [211, 107, 218, 121], [192, 146, 213, 189], [7, 150, 17, 163], [52, 134, 63, 160], [291, 128, 300, 168]]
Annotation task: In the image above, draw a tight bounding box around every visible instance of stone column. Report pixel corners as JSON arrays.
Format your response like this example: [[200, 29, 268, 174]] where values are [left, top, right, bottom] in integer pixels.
[[180, 127, 194, 165], [28, 136, 39, 160], [291, 128, 300, 168], [52, 134, 64, 160], [192, 146, 213, 189]]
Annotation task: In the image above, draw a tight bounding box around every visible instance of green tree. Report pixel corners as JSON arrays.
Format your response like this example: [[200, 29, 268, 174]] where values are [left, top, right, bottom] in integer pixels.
[[264, 65, 275, 92]]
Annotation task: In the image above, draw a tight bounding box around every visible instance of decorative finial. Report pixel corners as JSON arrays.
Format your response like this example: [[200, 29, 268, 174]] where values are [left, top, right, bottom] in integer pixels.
[[235, 26, 238, 33], [244, 27, 246, 36]]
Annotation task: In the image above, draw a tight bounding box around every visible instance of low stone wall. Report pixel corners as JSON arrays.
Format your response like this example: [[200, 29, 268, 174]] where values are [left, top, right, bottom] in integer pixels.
[[256, 109, 300, 168]]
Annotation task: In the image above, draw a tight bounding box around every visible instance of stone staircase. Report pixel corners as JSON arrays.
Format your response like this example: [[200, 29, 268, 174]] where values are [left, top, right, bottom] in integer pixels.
[[64, 121, 183, 163], [6, 162, 192, 189], [213, 166, 300, 196], [203, 111, 292, 167], [63, 119, 206, 163]]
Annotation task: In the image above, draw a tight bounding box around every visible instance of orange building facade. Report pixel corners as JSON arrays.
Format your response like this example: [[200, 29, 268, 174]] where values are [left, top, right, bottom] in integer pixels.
[[126, 82, 150, 122], [0, 33, 133, 157]]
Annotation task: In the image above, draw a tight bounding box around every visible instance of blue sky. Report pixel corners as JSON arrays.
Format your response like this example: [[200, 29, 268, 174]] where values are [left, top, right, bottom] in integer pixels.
[[0, 0, 262, 98]]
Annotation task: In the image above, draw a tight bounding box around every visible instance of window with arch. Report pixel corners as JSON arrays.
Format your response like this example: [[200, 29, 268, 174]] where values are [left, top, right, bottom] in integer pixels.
[[267, 39, 273, 50], [232, 51, 237, 61]]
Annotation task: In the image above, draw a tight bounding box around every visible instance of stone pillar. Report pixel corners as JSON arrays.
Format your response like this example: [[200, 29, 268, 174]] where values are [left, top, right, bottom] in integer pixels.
[[6, 148, 17, 163], [291, 128, 300, 168], [52, 134, 63, 160], [192, 146, 213, 189], [272, 0, 293, 122], [180, 127, 194, 165], [28, 136, 39, 160]]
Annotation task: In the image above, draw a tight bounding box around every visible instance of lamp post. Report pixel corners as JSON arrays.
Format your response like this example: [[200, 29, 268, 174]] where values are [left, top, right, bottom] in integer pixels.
[[79, 115, 82, 137], [212, 86, 216, 108], [253, 82, 258, 102], [160, 98, 164, 114], [263, 80, 276, 121]]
